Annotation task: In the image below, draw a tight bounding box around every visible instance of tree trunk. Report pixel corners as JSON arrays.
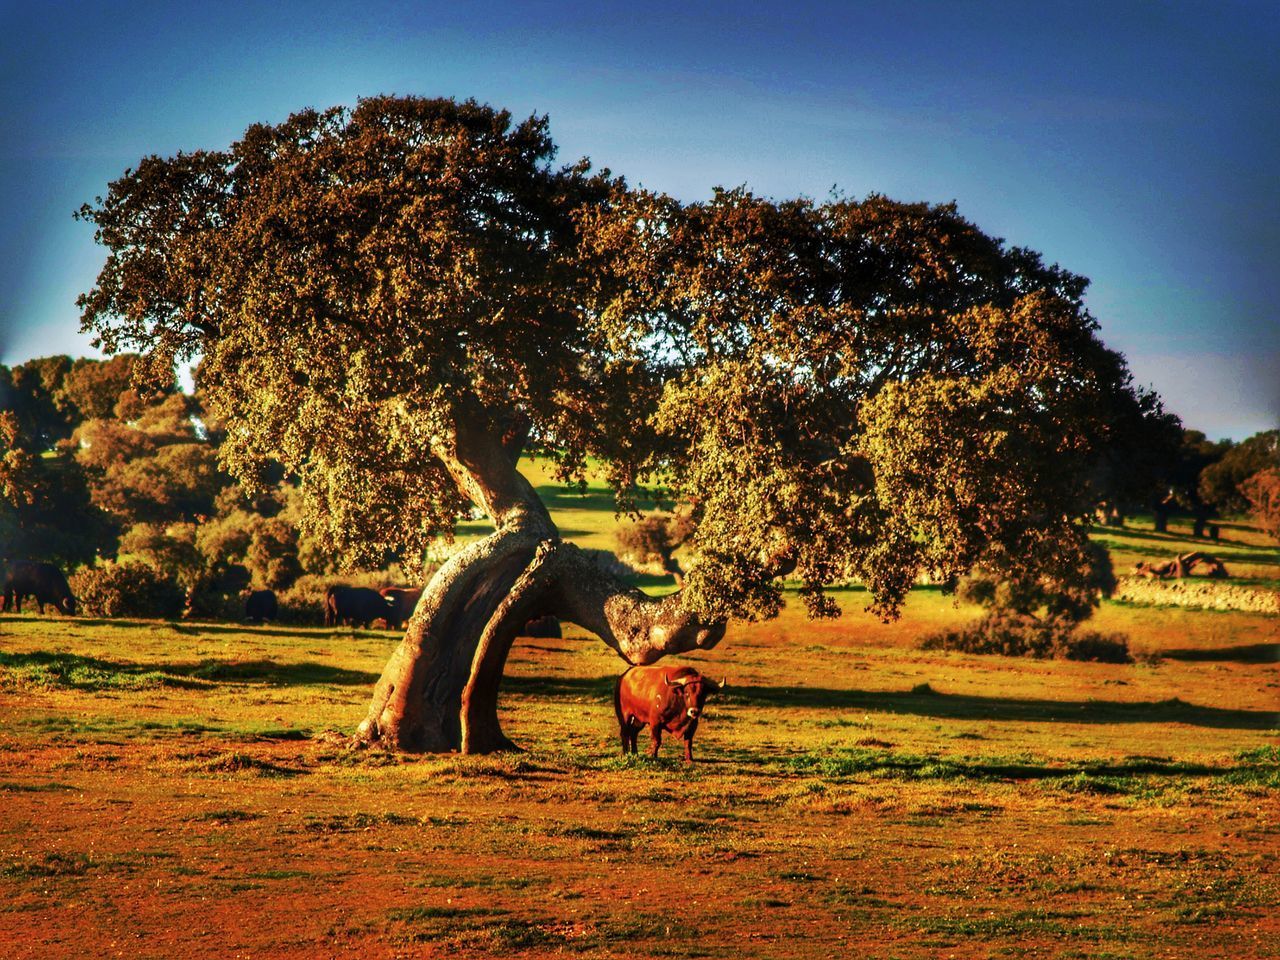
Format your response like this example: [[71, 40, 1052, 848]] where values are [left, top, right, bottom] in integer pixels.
[[356, 404, 725, 754]]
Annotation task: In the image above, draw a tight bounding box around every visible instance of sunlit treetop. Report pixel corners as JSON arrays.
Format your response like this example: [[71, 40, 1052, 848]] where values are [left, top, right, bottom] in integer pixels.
[[583, 188, 1136, 618], [79, 97, 643, 564]]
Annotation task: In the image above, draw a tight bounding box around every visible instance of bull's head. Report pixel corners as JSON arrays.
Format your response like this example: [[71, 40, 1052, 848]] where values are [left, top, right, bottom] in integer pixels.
[[60, 595, 77, 616], [664, 673, 725, 720]]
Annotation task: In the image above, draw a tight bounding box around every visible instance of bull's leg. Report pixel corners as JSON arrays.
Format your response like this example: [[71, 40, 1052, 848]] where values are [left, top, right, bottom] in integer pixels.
[[649, 726, 662, 758], [619, 722, 630, 756], [683, 736, 694, 763]]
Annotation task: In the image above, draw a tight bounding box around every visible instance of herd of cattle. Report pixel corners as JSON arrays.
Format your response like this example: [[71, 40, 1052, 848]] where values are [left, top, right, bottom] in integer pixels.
[[0, 560, 563, 637], [0, 559, 425, 629], [3, 559, 722, 762]]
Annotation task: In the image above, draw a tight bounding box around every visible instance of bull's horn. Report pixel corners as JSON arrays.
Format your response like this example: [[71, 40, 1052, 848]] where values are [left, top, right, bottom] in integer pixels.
[[664, 675, 688, 687]]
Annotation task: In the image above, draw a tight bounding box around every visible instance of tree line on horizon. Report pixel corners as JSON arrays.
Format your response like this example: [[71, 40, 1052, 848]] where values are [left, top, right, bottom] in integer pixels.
[[1, 348, 1275, 618]]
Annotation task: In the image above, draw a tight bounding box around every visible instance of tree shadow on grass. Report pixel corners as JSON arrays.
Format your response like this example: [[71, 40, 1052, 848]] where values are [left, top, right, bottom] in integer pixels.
[[503, 675, 1278, 730], [0, 650, 380, 688], [734, 684, 1279, 730], [1088, 525, 1201, 546], [1089, 524, 1266, 551], [1159, 643, 1279, 664], [173, 622, 396, 640]]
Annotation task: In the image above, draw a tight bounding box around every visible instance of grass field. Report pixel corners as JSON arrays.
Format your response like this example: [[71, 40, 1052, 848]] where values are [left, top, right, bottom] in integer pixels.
[[2, 460, 1277, 958]]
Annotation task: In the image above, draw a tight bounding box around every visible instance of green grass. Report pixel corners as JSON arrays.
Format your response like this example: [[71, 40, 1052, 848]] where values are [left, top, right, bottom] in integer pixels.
[[0, 472, 1276, 959]]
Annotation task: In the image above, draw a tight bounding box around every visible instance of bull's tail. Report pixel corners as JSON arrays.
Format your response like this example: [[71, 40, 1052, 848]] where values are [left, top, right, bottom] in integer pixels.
[[613, 668, 632, 730]]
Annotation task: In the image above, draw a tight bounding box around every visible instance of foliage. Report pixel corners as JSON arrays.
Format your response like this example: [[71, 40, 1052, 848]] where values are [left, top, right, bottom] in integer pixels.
[[1240, 468, 1280, 541], [73, 392, 225, 526], [1086, 385, 1182, 519], [78, 96, 619, 572], [0, 353, 168, 453], [616, 509, 694, 580], [69, 561, 185, 619], [0, 411, 117, 566], [923, 539, 1126, 661], [197, 493, 305, 591], [586, 188, 1143, 620], [1199, 430, 1279, 516], [79, 95, 1153, 624], [922, 618, 1132, 663], [0, 356, 75, 450], [62, 353, 164, 422], [954, 539, 1116, 623], [1161, 429, 1232, 522], [117, 521, 206, 590]]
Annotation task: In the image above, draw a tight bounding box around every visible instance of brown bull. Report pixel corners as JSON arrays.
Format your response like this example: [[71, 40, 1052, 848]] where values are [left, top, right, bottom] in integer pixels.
[[613, 664, 722, 762]]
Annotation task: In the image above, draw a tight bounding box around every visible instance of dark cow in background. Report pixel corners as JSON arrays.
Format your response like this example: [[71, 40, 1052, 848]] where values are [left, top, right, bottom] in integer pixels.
[[244, 589, 278, 624], [324, 585, 394, 629], [614, 664, 722, 762], [521, 614, 561, 639], [379, 587, 423, 630], [1, 560, 77, 615]]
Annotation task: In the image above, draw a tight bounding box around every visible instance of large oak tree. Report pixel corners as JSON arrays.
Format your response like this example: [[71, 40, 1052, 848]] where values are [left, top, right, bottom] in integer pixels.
[[78, 96, 1147, 752]]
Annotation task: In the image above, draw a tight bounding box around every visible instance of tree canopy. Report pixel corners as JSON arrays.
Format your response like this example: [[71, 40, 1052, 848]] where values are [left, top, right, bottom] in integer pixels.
[[1198, 430, 1279, 516], [77, 95, 1142, 622], [76, 95, 1157, 751]]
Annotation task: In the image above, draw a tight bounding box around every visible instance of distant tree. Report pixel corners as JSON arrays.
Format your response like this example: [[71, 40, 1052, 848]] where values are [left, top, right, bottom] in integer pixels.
[[1155, 429, 1232, 536], [61, 353, 167, 422], [0, 356, 75, 450], [617, 510, 695, 585], [923, 539, 1128, 662], [0, 411, 116, 566], [1240, 469, 1280, 541], [78, 95, 1156, 753], [1198, 430, 1279, 517], [1087, 386, 1182, 526], [73, 393, 225, 527], [116, 521, 205, 590], [196, 500, 304, 592]]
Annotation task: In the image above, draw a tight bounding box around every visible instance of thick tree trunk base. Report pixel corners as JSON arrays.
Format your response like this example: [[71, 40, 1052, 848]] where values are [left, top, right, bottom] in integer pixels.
[[356, 536, 725, 754]]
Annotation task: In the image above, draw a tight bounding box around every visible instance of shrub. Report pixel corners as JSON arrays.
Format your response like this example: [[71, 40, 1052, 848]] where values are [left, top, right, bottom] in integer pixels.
[[69, 561, 185, 619], [616, 511, 694, 581], [922, 612, 1131, 664]]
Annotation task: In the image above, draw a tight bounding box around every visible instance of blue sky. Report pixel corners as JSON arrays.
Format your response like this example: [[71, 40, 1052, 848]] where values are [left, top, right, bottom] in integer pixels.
[[1, 0, 1276, 440]]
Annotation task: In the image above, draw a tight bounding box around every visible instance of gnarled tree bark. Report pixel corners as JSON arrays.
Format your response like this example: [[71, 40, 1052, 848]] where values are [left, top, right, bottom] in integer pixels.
[[356, 403, 725, 754]]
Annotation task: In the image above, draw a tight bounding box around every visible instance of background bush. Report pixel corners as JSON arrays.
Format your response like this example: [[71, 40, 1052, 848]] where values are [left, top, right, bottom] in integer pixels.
[[922, 612, 1132, 663], [70, 561, 185, 619]]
